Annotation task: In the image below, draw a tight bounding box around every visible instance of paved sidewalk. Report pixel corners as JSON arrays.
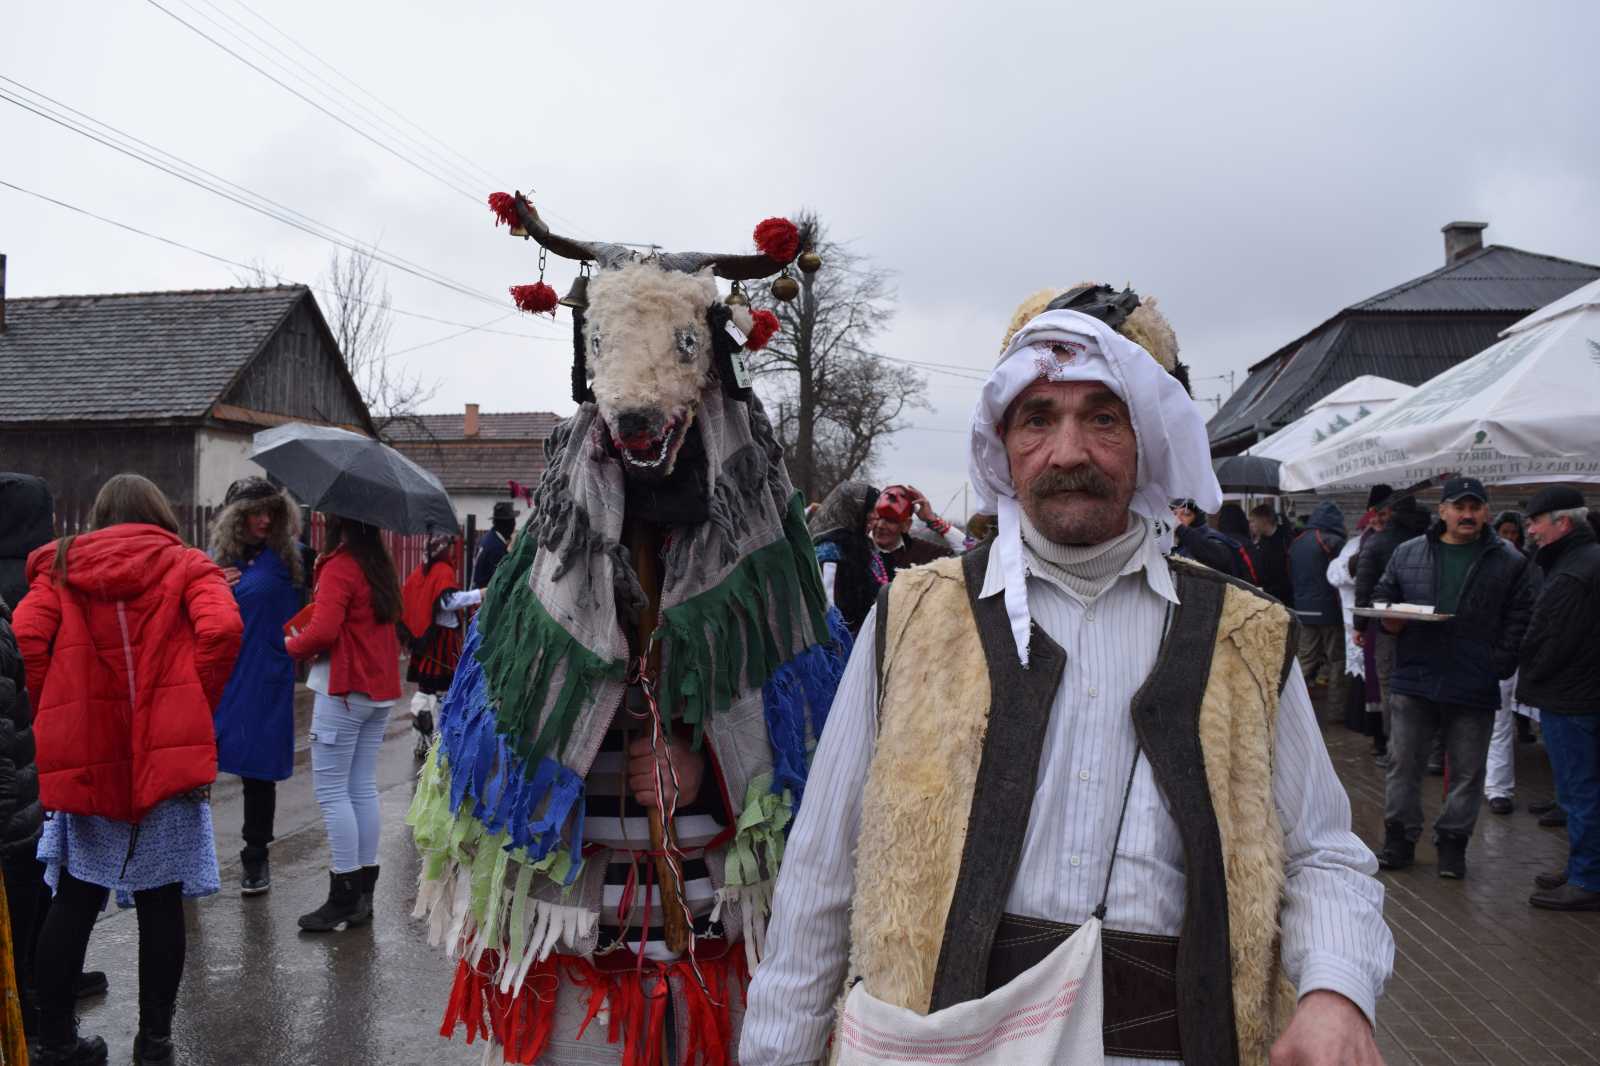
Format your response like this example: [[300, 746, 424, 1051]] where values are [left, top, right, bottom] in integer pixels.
[[1325, 712, 1600, 1065]]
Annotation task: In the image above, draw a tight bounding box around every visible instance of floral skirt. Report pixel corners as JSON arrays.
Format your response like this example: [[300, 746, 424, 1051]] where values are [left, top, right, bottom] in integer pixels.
[[38, 796, 221, 907]]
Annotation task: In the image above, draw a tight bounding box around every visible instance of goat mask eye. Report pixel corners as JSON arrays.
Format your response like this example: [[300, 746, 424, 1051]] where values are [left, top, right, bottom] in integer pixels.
[[590, 332, 602, 356], [675, 328, 698, 363]]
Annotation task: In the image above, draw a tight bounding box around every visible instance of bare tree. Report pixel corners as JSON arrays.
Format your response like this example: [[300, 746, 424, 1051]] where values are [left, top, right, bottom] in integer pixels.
[[229, 259, 285, 287], [744, 212, 927, 500], [323, 245, 437, 439]]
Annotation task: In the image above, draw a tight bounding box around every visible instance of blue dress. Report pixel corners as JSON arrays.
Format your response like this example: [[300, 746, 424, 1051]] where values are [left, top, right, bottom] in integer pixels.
[[213, 546, 301, 781], [39, 799, 220, 906]]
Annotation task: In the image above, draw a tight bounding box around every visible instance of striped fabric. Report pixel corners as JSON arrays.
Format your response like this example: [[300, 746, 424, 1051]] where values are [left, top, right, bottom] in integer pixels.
[[587, 728, 730, 962], [740, 535, 1394, 1066]]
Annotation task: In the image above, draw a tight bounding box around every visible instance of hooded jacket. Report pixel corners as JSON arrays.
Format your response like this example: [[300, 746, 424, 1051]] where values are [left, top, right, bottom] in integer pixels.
[[0, 473, 54, 611], [1373, 522, 1534, 709], [0, 602, 43, 858], [1516, 520, 1600, 715], [13, 524, 243, 821], [1353, 498, 1432, 632], [1288, 502, 1348, 626]]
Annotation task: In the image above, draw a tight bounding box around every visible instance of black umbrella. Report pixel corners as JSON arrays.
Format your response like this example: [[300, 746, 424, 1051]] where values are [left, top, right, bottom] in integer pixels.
[[250, 423, 459, 535], [1212, 454, 1281, 494]]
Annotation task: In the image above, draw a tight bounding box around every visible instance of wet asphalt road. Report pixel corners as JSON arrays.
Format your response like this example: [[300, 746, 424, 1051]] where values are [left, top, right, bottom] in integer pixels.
[[75, 697, 483, 1065]]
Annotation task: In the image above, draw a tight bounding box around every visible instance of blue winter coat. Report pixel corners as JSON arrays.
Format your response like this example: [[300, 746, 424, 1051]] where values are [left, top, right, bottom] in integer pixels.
[[213, 547, 301, 781], [1288, 502, 1348, 626]]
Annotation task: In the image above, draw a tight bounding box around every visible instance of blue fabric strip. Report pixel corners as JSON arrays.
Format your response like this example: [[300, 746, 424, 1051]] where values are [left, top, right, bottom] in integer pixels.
[[760, 607, 853, 807]]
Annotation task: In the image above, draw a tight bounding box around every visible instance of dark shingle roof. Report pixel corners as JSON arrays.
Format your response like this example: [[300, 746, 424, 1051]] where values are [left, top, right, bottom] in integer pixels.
[[388, 411, 563, 494], [0, 286, 306, 423], [1208, 244, 1600, 452]]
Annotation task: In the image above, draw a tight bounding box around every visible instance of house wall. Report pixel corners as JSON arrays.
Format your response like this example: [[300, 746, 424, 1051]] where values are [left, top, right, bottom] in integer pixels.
[[194, 427, 267, 506], [0, 425, 197, 511], [222, 301, 369, 428]]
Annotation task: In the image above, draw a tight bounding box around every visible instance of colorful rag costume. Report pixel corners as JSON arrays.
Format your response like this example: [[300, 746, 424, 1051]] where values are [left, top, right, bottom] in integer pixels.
[[403, 537, 469, 696], [409, 355, 849, 1065]]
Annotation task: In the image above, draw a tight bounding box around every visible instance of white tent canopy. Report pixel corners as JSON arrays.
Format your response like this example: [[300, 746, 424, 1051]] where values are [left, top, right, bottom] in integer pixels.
[[1280, 278, 1600, 490], [1244, 375, 1414, 463]]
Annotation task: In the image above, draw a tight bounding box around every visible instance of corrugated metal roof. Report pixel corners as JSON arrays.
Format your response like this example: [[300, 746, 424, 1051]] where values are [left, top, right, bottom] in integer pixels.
[[0, 286, 307, 423], [1208, 243, 1600, 452]]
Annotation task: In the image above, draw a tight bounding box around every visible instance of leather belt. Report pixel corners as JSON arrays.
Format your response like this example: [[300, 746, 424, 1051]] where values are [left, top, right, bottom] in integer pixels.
[[984, 912, 1183, 1060]]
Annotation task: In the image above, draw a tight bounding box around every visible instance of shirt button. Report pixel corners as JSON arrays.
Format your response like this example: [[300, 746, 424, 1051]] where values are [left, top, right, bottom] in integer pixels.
[[1085, 609, 1095, 621], [1079, 770, 1091, 781], [1088, 687, 1098, 698], [1070, 855, 1082, 867]]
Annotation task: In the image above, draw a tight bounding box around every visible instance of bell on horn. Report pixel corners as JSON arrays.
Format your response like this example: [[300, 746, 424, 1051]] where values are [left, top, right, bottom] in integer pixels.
[[559, 274, 590, 310]]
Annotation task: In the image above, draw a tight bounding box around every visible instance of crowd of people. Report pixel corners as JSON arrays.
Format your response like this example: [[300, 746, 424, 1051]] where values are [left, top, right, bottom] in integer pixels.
[[0, 469, 514, 1064]]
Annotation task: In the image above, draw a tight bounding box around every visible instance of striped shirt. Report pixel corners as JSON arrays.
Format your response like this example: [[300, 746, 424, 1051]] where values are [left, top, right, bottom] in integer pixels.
[[740, 536, 1394, 1066], [587, 726, 729, 961]]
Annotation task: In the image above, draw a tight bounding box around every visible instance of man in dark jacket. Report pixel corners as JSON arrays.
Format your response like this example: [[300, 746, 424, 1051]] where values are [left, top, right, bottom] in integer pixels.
[[1248, 504, 1294, 605], [0, 600, 45, 1039], [1517, 486, 1600, 911], [1289, 501, 1348, 718], [1354, 493, 1432, 755], [0, 473, 54, 611], [471, 501, 518, 589], [1171, 500, 1247, 578], [1372, 477, 1535, 879]]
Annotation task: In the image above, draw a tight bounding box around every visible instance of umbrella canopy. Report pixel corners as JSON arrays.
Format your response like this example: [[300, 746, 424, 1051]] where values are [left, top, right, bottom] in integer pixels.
[[1280, 292, 1600, 491], [250, 423, 460, 535], [1244, 376, 1414, 463], [1212, 454, 1282, 494]]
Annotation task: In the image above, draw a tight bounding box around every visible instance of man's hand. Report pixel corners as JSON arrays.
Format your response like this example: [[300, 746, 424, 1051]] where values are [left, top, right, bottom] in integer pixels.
[[1353, 630, 1366, 649], [908, 487, 934, 522], [1381, 618, 1407, 635], [1270, 991, 1384, 1065], [627, 734, 706, 811]]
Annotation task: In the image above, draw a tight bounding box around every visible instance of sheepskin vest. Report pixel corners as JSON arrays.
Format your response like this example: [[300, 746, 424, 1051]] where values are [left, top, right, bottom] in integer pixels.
[[845, 545, 1301, 1066]]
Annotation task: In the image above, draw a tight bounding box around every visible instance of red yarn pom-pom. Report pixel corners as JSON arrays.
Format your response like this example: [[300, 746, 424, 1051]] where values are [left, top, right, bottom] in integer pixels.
[[510, 282, 559, 314], [745, 309, 780, 351], [488, 192, 518, 228], [753, 217, 800, 262]]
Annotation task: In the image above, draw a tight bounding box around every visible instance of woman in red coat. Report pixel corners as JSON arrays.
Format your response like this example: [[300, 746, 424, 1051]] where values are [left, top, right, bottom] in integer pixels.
[[14, 473, 242, 1066], [285, 515, 401, 933]]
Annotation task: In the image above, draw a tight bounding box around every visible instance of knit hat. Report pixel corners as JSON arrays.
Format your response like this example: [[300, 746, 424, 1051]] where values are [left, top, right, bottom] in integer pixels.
[[224, 476, 280, 507]]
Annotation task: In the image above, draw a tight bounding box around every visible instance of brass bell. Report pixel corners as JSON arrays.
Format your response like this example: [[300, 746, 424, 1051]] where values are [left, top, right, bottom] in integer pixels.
[[559, 275, 589, 310], [798, 250, 822, 274], [509, 224, 529, 238], [724, 283, 749, 307], [771, 275, 800, 302]]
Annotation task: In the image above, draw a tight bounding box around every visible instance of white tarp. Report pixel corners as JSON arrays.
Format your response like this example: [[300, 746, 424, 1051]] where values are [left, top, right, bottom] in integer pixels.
[[1279, 286, 1600, 491], [1245, 375, 1414, 463]]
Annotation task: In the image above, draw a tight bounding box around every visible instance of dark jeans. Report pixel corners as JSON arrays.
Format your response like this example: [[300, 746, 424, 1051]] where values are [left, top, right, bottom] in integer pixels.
[[36, 870, 184, 1042], [1541, 713, 1600, 892], [241, 776, 277, 861], [1, 853, 43, 1025], [1385, 693, 1494, 841]]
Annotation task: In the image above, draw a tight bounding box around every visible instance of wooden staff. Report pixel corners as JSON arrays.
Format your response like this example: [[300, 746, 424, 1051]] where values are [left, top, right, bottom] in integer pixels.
[[626, 517, 691, 954]]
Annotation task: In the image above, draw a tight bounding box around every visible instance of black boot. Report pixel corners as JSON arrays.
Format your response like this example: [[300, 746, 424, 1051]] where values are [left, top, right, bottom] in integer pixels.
[[74, 971, 108, 1000], [133, 999, 175, 1066], [356, 865, 380, 924], [1376, 821, 1415, 870], [1435, 831, 1468, 880], [33, 1016, 108, 1065], [298, 872, 365, 932], [240, 846, 271, 896]]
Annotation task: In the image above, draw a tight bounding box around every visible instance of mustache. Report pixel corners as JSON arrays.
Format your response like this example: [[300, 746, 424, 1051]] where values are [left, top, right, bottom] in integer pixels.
[[1027, 464, 1116, 500]]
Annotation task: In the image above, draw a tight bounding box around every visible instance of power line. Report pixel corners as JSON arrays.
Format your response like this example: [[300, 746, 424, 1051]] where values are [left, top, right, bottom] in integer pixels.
[[0, 177, 559, 345], [141, 0, 483, 203], [0, 80, 545, 317]]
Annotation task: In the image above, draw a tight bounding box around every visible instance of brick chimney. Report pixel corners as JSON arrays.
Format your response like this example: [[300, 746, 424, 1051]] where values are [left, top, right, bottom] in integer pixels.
[[463, 402, 480, 437], [1, 253, 8, 334], [1442, 221, 1488, 265]]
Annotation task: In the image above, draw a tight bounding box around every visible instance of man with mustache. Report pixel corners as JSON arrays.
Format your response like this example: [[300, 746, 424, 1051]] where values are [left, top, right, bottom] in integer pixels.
[[742, 286, 1392, 1065], [1371, 477, 1537, 880]]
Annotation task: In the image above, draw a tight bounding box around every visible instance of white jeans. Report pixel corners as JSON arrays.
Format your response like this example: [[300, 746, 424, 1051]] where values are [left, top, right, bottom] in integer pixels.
[[1485, 676, 1521, 801]]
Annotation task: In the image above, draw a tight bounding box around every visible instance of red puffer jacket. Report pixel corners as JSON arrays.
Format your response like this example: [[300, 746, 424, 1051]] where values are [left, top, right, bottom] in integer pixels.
[[285, 549, 401, 701], [13, 524, 243, 822]]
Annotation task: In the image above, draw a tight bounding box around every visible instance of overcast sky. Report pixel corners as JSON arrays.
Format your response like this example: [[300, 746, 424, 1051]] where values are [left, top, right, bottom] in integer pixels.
[[5, 1, 1597, 518]]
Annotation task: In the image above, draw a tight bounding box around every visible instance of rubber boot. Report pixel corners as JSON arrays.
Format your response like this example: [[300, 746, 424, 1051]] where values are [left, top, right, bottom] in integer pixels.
[[355, 865, 380, 925], [1376, 821, 1415, 870], [297, 872, 365, 932]]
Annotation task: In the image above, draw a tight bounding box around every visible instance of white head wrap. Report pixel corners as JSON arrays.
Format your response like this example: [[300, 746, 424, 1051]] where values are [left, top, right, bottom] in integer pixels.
[[968, 308, 1222, 665]]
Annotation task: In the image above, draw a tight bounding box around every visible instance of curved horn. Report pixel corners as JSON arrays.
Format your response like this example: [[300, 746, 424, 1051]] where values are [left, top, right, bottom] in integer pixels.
[[657, 217, 816, 280], [511, 193, 632, 270]]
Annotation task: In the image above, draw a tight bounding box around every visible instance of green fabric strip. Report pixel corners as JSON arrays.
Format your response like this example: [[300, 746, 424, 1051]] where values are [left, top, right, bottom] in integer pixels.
[[724, 772, 793, 887]]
